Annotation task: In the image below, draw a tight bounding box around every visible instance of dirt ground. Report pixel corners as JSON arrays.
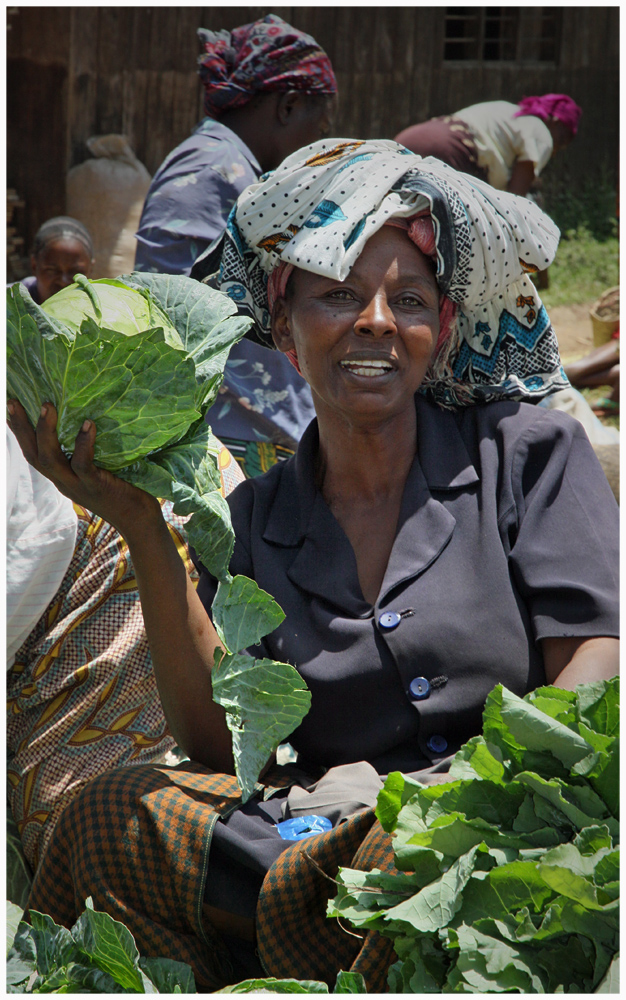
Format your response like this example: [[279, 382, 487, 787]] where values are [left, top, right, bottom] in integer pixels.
[[549, 301, 596, 364]]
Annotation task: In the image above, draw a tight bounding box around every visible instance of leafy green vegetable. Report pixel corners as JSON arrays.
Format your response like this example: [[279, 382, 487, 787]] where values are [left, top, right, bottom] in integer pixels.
[[7, 897, 196, 993], [212, 576, 286, 654], [217, 971, 367, 993], [42, 274, 183, 346], [7, 294, 199, 472], [212, 651, 312, 802], [7, 274, 313, 799], [328, 678, 619, 993]]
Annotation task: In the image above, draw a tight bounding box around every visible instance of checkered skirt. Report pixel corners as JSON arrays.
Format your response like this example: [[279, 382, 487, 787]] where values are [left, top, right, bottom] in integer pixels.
[[27, 759, 398, 991]]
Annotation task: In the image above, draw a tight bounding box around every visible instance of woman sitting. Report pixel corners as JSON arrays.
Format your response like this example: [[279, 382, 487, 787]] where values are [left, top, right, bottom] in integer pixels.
[[9, 140, 618, 991]]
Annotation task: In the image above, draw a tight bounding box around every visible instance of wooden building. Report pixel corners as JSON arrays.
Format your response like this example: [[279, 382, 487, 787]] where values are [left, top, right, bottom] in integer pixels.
[[7, 6, 619, 266]]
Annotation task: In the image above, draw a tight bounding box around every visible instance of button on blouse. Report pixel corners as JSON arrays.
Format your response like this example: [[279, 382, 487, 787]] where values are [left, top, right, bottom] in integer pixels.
[[195, 396, 619, 776]]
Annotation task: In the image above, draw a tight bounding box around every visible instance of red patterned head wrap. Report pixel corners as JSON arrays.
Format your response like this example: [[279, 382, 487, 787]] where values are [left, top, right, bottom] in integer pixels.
[[267, 213, 457, 376], [198, 14, 337, 119]]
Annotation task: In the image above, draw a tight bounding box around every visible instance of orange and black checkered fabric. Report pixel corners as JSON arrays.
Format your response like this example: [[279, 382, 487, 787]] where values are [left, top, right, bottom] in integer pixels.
[[257, 810, 397, 992], [27, 760, 399, 991], [27, 761, 245, 990]]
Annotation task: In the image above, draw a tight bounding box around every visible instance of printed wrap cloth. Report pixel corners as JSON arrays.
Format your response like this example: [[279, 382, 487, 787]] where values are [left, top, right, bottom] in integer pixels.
[[215, 138, 567, 407]]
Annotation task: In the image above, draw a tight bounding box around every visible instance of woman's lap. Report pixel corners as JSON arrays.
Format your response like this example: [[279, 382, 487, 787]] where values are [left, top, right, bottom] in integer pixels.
[[27, 760, 397, 991]]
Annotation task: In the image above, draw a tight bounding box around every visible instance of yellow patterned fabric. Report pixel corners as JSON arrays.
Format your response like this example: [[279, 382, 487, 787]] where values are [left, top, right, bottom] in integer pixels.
[[7, 442, 245, 872]]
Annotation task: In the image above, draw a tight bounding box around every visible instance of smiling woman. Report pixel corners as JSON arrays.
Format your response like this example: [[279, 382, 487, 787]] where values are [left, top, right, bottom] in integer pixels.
[[15, 140, 619, 991]]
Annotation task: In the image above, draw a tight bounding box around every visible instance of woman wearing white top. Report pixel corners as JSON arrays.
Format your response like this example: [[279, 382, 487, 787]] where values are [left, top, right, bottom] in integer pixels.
[[395, 93, 581, 196]]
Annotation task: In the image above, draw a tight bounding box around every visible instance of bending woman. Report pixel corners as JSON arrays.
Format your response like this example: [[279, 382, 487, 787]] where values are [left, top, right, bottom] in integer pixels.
[[9, 140, 618, 990], [395, 93, 581, 195]]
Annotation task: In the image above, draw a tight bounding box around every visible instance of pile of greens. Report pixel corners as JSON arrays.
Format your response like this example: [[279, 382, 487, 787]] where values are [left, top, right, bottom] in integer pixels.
[[6, 275, 311, 799], [6, 895, 367, 994], [7, 897, 196, 993], [330, 679, 619, 993]]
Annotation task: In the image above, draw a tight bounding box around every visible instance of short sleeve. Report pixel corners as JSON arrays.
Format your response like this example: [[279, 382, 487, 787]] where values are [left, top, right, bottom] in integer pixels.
[[503, 411, 619, 641], [510, 116, 553, 177]]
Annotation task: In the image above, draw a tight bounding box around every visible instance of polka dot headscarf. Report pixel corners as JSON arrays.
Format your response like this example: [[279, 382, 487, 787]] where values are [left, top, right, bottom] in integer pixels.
[[216, 139, 567, 407]]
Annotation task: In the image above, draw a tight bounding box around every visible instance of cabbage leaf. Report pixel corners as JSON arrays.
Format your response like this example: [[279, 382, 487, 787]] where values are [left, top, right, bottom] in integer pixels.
[[7, 273, 312, 800]]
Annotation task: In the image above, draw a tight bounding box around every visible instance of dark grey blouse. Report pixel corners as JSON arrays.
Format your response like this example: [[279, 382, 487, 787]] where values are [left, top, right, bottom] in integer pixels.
[[197, 396, 619, 776]]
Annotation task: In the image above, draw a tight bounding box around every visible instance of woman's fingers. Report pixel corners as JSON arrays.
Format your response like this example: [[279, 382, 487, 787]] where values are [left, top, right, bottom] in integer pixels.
[[7, 399, 40, 468], [70, 418, 99, 478], [35, 403, 71, 478]]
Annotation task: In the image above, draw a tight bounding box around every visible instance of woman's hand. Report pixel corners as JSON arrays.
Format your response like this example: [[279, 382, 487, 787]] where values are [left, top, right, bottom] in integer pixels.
[[8, 396, 233, 771], [7, 399, 161, 538]]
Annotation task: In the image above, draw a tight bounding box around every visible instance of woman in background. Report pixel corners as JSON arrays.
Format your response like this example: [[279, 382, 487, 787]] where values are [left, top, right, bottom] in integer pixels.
[[395, 93, 581, 196], [20, 216, 94, 304], [135, 14, 338, 477]]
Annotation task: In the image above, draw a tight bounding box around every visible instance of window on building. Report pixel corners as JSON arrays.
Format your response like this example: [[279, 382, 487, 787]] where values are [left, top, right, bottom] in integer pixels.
[[443, 7, 560, 63]]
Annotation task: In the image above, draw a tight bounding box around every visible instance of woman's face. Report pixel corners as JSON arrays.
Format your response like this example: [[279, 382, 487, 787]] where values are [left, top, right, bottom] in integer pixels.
[[272, 226, 440, 426], [31, 237, 93, 302]]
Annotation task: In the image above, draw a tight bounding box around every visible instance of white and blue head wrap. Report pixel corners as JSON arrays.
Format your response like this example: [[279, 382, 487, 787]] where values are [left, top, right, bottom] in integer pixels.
[[209, 138, 567, 408]]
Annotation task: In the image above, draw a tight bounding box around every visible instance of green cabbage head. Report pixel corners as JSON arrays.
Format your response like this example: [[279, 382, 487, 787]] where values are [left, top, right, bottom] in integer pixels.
[[42, 274, 183, 348]]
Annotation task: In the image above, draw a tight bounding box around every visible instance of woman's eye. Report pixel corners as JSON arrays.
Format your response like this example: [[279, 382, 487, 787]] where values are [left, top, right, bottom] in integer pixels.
[[398, 294, 423, 307], [326, 288, 354, 301]]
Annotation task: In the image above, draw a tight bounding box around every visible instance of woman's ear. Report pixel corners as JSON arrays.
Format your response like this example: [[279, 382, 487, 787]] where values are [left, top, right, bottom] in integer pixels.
[[276, 90, 300, 127], [271, 297, 296, 353]]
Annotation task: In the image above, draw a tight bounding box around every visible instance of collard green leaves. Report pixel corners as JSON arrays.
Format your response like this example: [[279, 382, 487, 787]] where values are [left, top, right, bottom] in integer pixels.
[[7, 898, 196, 993], [329, 678, 619, 994], [212, 576, 286, 653], [212, 651, 312, 802], [7, 274, 311, 799]]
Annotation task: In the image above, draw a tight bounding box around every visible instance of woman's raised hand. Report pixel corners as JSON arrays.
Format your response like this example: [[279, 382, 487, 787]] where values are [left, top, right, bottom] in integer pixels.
[[7, 399, 161, 537]]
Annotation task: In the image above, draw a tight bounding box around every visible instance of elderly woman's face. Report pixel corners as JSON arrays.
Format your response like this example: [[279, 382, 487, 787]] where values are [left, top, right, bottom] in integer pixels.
[[272, 226, 440, 424], [31, 237, 93, 303]]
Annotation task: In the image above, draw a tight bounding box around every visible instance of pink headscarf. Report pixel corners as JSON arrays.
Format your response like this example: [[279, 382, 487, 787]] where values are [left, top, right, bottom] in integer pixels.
[[266, 214, 457, 375], [514, 94, 582, 136]]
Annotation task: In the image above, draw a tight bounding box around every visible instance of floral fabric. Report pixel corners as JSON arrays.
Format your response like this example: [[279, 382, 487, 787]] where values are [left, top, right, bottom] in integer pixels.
[[198, 14, 337, 119], [134, 119, 260, 276], [216, 138, 567, 407]]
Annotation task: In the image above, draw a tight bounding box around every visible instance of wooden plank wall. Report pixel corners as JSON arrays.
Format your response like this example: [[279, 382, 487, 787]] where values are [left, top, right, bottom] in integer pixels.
[[7, 6, 619, 255]]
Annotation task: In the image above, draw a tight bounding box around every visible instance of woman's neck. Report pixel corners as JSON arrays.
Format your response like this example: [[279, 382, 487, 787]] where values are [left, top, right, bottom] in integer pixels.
[[315, 404, 417, 505]]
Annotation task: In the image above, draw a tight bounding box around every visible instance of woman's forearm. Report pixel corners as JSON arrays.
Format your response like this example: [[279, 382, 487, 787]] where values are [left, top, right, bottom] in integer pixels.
[[123, 509, 234, 772]]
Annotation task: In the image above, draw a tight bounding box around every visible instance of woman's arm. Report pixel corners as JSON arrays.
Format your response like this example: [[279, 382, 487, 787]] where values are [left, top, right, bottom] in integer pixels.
[[541, 636, 619, 690], [507, 159, 535, 196], [7, 400, 234, 772]]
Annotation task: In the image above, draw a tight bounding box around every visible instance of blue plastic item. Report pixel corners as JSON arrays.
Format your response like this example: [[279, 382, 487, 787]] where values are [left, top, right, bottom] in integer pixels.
[[276, 814, 333, 840]]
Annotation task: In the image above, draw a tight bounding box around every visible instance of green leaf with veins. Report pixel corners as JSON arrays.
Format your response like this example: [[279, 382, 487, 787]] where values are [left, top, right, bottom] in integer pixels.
[[119, 418, 222, 512], [185, 491, 235, 581], [212, 651, 311, 802], [7, 290, 200, 471], [71, 899, 144, 992], [212, 575, 286, 653]]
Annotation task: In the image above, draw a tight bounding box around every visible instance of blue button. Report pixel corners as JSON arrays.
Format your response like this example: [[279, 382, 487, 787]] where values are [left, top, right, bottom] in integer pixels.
[[409, 676, 430, 700], [378, 611, 401, 631], [427, 734, 448, 754]]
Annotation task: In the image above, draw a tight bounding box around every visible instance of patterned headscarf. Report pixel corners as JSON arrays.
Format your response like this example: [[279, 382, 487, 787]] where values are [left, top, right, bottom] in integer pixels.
[[515, 94, 582, 137], [215, 139, 567, 408], [198, 14, 337, 119]]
